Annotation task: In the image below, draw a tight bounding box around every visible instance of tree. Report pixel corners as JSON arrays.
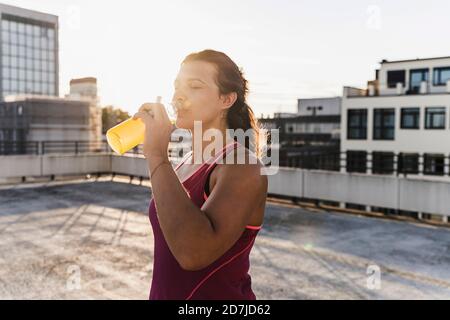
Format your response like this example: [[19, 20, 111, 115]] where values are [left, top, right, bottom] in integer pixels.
[[101, 106, 130, 134]]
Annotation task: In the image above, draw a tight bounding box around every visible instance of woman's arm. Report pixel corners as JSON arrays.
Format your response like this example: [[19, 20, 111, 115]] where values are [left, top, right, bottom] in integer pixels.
[[148, 153, 267, 271], [134, 102, 267, 271]]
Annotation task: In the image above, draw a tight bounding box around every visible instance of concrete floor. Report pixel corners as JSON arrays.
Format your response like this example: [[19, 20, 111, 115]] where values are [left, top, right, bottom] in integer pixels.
[[0, 178, 449, 299]]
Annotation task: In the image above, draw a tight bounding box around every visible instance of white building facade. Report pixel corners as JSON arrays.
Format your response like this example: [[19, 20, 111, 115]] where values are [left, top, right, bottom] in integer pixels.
[[341, 56, 450, 178]]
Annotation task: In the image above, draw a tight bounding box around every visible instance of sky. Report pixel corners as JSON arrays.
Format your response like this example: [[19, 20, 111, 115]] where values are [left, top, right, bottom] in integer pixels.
[[3, 0, 450, 117]]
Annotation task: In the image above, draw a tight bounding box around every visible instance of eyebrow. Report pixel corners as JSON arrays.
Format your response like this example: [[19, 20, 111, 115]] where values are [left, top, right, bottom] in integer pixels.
[[173, 78, 207, 86]]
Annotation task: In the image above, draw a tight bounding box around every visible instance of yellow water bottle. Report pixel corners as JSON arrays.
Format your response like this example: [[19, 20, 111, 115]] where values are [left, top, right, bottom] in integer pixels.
[[106, 96, 174, 155], [106, 117, 146, 155]]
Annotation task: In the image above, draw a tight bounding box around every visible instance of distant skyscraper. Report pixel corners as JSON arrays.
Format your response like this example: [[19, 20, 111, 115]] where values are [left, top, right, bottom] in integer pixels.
[[0, 3, 58, 98]]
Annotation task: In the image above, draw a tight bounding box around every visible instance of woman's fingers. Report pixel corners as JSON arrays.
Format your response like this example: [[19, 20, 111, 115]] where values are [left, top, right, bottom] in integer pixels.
[[133, 110, 153, 122]]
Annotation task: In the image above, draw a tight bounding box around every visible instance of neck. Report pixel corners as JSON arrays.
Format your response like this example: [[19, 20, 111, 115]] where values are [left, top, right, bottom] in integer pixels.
[[190, 120, 234, 164]]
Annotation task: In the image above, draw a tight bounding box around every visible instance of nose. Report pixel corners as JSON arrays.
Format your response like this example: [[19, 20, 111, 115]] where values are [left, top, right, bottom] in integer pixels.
[[171, 90, 188, 108]]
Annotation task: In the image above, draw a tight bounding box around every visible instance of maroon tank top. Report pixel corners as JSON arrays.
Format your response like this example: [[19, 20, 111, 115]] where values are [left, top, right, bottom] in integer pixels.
[[148, 141, 262, 300]]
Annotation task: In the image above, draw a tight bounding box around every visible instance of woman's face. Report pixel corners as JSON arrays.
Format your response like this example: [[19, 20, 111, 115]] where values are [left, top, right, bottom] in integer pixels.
[[172, 60, 234, 130]]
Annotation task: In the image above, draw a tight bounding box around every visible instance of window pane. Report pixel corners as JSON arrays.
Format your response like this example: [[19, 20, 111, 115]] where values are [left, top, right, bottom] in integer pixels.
[[3, 79, 10, 90], [10, 32, 18, 44], [2, 67, 9, 79], [2, 20, 9, 31], [26, 24, 32, 35], [18, 33, 25, 45], [18, 23, 25, 34], [11, 68, 18, 79], [26, 35, 33, 47], [2, 31, 9, 42], [10, 21, 17, 32], [3, 55, 10, 66]]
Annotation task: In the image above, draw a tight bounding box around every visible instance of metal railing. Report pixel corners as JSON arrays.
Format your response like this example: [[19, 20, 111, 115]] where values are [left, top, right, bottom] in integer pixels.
[[0, 140, 188, 158], [282, 151, 450, 177]]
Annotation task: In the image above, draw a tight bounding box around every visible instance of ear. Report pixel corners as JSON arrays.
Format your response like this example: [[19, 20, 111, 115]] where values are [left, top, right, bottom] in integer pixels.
[[220, 92, 238, 110]]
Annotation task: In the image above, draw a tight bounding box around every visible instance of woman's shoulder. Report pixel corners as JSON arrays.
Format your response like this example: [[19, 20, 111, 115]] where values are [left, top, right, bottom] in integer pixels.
[[215, 144, 267, 185]]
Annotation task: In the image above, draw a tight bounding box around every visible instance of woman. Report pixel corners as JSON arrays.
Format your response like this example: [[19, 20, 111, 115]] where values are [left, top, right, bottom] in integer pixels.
[[133, 49, 268, 300]]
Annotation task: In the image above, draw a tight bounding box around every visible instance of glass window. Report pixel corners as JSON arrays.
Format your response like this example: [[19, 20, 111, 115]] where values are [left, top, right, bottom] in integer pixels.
[[26, 58, 33, 69], [33, 81, 41, 92], [41, 37, 48, 49], [48, 50, 54, 61], [42, 60, 48, 71], [26, 24, 32, 36], [372, 152, 394, 175], [48, 84, 55, 95], [11, 57, 18, 68], [398, 153, 419, 174], [19, 57, 25, 68], [48, 28, 55, 39], [19, 69, 25, 80], [18, 23, 25, 34], [26, 34, 32, 47], [33, 71, 40, 82], [425, 107, 446, 129], [26, 70, 33, 80], [2, 30, 9, 43], [387, 70, 405, 88], [3, 55, 10, 66], [33, 25, 39, 36], [10, 45, 17, 56], [373, 108, 395, 140], [2, 67, 9, 78], [2, 43, 9, 55], [33, 37, 40, 48], [11, 68, 18, 79], [424, 154, 445, 176], [19, 80, 25, 92], [33, 49, 40, 60], [11, 80, 18, 91], [10, 32, 18, 44], [3, 79, 10, 90], [42, 82, 49, 94], [42, 72, 48, 82], [26, 47, 32, 57], [33, 59, 40, 70], [41, 49, 48, 60], [48, 61, 54, 72], [48, 72, 55, 82], [347, 109, 367, 139], [346, 151, 367, 173], [10, 21, 17, 32], [18, 45, 25, 57], [2, 20, 9, 31], [48, 38, 54, 50], [433, 67, 450, 86], [409, 69, 428, 94], [25, 82, 33, 93], [18, 33, 25, 45], [401, 108, 420, 129]]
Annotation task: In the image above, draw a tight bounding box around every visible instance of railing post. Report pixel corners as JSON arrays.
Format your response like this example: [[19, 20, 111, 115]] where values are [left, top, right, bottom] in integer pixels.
[[340, 151, 346, 173], [418, 153, 424, 176], [367, 152, 372, 174], [444, 155, 449, 176]]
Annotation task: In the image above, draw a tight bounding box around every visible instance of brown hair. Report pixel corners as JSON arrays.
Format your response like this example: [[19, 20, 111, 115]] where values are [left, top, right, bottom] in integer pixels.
[[182, 49, 264, 158]]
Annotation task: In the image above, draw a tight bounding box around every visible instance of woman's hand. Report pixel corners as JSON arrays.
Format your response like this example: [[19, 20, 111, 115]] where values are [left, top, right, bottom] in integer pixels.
[[133, 102, 173, 160]]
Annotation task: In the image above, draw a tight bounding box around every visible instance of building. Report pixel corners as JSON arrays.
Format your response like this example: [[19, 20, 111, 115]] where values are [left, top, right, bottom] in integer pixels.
[[0, 95, 94, 154], [260, 97, 341, 168], [0, 3, 59, 98], [341, 56, 450, 177], [66, 77, 102, 144]]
